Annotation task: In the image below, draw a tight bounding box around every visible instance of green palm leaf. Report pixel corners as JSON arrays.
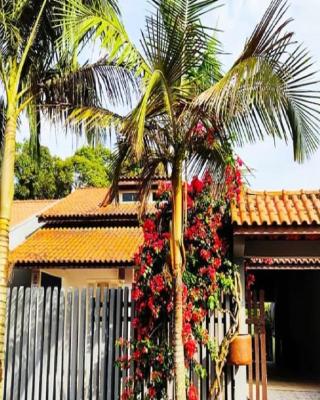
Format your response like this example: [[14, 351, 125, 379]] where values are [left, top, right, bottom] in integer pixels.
[[193, 0, 320, 161]]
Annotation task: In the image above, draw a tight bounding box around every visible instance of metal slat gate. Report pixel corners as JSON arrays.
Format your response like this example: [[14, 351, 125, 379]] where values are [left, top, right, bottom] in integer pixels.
[[4, 287, 234, 400], [246, 290, 268, 400]]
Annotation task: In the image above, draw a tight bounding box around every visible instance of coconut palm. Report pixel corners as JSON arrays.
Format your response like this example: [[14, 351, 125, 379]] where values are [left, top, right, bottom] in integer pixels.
[[0, 0, 137, 392], [55, 0, 320, 398]]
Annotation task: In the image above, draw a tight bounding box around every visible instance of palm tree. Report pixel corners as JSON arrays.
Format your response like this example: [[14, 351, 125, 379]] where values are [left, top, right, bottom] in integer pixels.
[[57, 0, 320, 398], [0, 0, 137, 392]]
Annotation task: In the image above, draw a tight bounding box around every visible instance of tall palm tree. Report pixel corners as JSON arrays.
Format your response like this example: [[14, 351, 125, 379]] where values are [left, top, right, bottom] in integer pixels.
[[0, 0, 137, 392], [57, 0, 320, 398]]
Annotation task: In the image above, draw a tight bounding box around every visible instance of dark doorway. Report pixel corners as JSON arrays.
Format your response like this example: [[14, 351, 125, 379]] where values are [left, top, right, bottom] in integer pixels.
[[41, 271, 62, 288], [252, 270, 320, 383]]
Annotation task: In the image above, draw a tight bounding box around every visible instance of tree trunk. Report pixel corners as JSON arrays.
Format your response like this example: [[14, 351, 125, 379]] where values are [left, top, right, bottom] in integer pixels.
[[172, 160, 186, 400], [0, 102, 18, 397]]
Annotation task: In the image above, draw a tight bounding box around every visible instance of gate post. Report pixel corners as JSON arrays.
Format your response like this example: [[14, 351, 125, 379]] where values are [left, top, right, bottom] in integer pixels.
[[233, 237, 247, 400]]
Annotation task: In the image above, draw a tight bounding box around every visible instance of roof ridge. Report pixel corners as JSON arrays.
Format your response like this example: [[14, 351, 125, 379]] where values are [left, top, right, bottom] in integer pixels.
[[40, 226, 141, 231], [245, 188, 320, 195], [13, 199, 57, 203]]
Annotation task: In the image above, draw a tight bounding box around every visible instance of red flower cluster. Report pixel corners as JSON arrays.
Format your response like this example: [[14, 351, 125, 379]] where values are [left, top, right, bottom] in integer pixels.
[[225, 157, 243, 203], [246, 273, 255, 290], [191, 176, 204, 193], [150, 274, 165, 293], [187, 384, 198, 400], [118, 166, 242, 399]]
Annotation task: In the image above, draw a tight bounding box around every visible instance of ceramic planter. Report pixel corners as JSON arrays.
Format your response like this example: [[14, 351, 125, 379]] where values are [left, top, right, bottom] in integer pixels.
[[227, 334, 252, 366]]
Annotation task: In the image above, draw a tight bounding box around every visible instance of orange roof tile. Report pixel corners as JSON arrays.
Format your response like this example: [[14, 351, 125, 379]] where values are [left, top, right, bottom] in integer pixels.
[[40, 188, 154, 220], [11, 200, 57, 228], [246, 256, 320, 270], [231, 189, 320, 226], [10, 227, 143, 266]]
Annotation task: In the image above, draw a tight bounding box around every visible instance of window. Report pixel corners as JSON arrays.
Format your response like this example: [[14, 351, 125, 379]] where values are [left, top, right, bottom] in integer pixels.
[[122, 192, 138, 202]]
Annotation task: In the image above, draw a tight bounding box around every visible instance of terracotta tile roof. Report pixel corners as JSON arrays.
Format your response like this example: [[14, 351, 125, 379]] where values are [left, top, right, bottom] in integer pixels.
[[40, 188, 155, 221], [231, 189, 320, 226], [11, 200, 57, 228], [245, 256, 320, 270], [10, 227, 143, 266], [119, 175, 168, 181]]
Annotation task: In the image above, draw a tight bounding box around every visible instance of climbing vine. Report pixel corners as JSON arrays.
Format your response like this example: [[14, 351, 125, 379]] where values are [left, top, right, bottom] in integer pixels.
[[117, 159, 243, 400]]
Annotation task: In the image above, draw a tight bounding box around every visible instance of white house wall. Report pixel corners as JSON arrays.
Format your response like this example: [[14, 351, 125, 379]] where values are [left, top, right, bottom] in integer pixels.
[[39, 267, 135, 288]]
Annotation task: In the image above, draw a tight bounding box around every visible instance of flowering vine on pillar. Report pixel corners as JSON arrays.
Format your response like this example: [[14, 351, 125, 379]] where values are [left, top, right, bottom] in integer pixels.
[[117, 158, 243, 400]]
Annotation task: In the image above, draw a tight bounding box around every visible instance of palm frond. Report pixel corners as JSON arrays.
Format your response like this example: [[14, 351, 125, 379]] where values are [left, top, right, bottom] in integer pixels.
[[37, 59, 139, 109], [193, 0, 320, 161], [188, 138, 229, 178], [138, 156, 166, 214], [143, 0, 221, 84], [26, 101, 41, 162], [54, 0, 147, 74], [101, 140, 132, 206]]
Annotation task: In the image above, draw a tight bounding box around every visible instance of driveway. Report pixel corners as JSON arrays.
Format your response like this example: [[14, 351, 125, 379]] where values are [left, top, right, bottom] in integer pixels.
[[268, 388, 320, 400]]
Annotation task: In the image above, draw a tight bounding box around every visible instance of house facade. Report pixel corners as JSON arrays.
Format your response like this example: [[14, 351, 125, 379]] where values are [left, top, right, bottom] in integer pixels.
[[8, 184, 320, 395], [231, 188, 320, 388], [9, 199, 57, 287], [9, 178, 163, 289]]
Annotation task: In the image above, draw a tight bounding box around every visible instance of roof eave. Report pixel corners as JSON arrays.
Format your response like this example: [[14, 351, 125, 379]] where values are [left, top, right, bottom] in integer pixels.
[[233, 224, 320, 236]]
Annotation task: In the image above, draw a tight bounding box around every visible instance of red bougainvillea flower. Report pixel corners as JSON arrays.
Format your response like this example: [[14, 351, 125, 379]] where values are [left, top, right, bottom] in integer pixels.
[[150, 274, 165, 293], [246, 273, 255, 290], [157, 181, 171, 196], [183, 302, 192, 321], [134, 251, 142, 266], [203, 171, 213, 185], [193, 121, 205, 134], [132, 318, 139, 329], [207, 266, 216, 280], [147, 297, 158, 316], [200, 249, 211, 262], [155, 353, 164, 364], [136, 368, 143, 379], [153, 239, 165, 252], [166, 301, 173, 312], [187, 384, 198, 400], [143, 218, 156, 232], [184, 337, 197, 359], [162, 232, 171, 240], [191, 308, 206, 323], [132, 349, 141, 361], [148, 386, 156, 399], [182, 322, 192, 338], [213, 257, 221, 269], [191, 176, 204, 193], [187, 194, 194, 209], [146, 252, 153, 266], [121, 387, 134, 400], [182, 284, 188, 302], [237, 156, 243, 167], [132, 287, 143, 301]]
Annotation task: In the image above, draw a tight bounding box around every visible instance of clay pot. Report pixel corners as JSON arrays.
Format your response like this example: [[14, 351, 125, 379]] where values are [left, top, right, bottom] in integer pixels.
[[227, 334, 252, 366]]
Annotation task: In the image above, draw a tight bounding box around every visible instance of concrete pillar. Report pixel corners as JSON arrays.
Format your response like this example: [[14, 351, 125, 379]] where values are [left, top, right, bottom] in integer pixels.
[[234, 258, 247, 400], [233, 236, 247, 400]]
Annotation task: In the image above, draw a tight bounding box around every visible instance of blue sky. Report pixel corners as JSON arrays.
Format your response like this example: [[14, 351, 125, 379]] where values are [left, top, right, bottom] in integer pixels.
[[21, 0, 320, 190]]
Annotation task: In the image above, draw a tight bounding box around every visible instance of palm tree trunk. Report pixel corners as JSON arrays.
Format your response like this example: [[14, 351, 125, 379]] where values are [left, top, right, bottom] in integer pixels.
[[172, 160, 186, 400], [0, 101, 18, 397]]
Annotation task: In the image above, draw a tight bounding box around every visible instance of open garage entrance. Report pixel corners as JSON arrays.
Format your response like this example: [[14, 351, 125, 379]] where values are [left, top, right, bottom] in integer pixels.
[[253, 269, 320, 379], [248, 268, 320, 398]]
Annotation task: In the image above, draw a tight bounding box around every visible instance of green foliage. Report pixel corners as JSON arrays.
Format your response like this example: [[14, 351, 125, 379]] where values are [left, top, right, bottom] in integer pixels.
[[70, 145, 112, 188], [14, 142, 113, 199], [14, 142, 73, 199]]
